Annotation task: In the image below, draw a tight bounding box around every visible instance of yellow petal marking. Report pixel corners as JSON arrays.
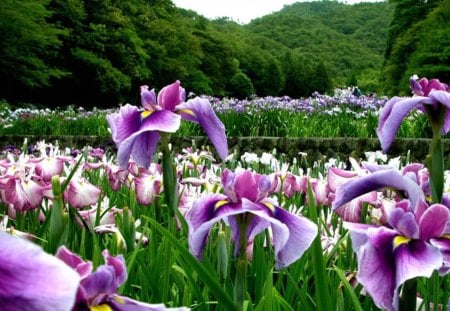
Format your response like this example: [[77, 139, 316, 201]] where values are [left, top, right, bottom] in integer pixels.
[[141, 110, 153, 119], [178, 108, 196, 117], [262, 201, 275, 212], [114, 296, 125, 304], [215, 200, 229, 210], [90, 304, 113, 311], [393, 235, 411, 249]]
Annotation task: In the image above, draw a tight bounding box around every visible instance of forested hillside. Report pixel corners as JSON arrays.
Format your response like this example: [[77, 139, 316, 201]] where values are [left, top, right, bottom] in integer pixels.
[[382, 0, 450, 96], [2, 0, 442, 109], [246, 1, 392, 92]]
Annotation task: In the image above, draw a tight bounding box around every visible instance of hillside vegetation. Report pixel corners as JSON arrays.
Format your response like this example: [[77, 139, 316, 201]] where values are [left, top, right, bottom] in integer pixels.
[[2, 1, 447, 108]]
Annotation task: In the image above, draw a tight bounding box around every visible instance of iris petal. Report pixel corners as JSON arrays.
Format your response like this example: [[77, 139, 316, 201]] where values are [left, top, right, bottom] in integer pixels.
[[157, 80, 184, 112], [377, 96, 428, 152], [332, 168, 424, 213], [107, 104, 141, 144], [0, 233, 80, 311], [242, 199, 318, 269], [176, 97, 228, 160], [419, 204, 450, 240], [356, 226, 398, 311], [395, 240, 442, 298]]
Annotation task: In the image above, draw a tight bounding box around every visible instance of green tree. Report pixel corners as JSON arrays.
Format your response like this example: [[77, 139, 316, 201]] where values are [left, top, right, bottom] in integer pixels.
[[405, 1, 450, 84], [382, 0, 442, 95], [0, 0, 67, 101], [229, 72, 255, 99]]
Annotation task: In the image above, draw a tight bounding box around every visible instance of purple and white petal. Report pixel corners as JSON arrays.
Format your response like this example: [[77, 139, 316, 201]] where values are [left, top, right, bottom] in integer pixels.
[[429, 237, 450, 275], [377, 96, 426, 152], [419, 204, 450, 240], [356, 226, 398, 311], [56, 246, 93, 278], [343, 222, 373, 253], [128, 131, 161, 168], [388, 209, 419, 239], [176, 97, 228, 160], [0, 232, 80, 311], [107, 104, 142, 144], [332, 169, 423, 213], [429, 90, 450, 134], [242, 199, 317, 269], [186, 193, 241, 259], [157, 80, 185, 112], [140, 85, 157, 110], [394, 240, 442, 295]]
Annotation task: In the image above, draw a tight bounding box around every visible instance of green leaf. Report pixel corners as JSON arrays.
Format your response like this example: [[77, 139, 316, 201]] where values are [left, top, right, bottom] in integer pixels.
[[143, 216, 238, 311]]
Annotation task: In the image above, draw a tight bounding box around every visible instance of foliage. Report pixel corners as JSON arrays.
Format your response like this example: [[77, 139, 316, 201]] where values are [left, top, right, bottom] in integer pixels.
[[382, 0, 446, 95], [0, 95, 442, 140], [0, 0, 67, 100], [0, 1, 393, 108]]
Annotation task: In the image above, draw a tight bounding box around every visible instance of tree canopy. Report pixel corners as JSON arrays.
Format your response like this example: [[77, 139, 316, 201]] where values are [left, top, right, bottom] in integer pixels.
[[4, 0, 437, 108]]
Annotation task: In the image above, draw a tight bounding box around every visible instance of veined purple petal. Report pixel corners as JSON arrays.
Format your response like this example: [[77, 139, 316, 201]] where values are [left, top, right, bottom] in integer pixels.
[[377, 96, 428, 152], [103, 250, 127, 287], [429, 90, 450, 134], [332, 169, 423, 213], [343, 222, 373, 253], [176, 97, 228, 160], [56, 246, 93, 278], [117, 109, 181, 168], [356, 226, 398, 311], [0, 232, 80, 311], [234, 170, 259, 202], [395, 240, 442, 297], [80, 265, 118, 305], [186, 193, 243, 259], [333, 191, 377, 223], [132, 131, 160, 168], [242, 199, 317, 269], [429, 237, 450, 275], [388, 209, 419, 239], [134, 173, 161, 205], [140, 110, 181, 133], [327, 167, 359, 192], [64, 177, 101, 209], [107, 104, 142, 144], [419, 204, 450, 240], [157, 81, 185, 112], [222, 169, 238, 202], [140, 85, 157, 110]]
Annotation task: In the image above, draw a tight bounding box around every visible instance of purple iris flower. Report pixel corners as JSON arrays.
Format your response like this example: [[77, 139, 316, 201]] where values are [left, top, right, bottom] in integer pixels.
[[377, 76, 450, 151], [107, 81, 228, 168], [56, 246, 189, 311], [0, 232, 80, 311], [332, 165, 450, 311], [186, 169, 318, 269]]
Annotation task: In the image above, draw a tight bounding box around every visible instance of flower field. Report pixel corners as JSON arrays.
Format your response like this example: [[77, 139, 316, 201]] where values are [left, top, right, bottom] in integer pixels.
[[2, 78, 450, 311], [0, 89, 438, 139]]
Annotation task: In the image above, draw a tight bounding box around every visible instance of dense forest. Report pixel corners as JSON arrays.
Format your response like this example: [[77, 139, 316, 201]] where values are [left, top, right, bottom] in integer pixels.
[[0, 0, 448, 108]]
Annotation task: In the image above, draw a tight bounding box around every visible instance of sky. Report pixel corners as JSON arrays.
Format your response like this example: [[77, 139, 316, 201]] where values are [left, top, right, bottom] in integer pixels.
[[172, 0, 386, 24]]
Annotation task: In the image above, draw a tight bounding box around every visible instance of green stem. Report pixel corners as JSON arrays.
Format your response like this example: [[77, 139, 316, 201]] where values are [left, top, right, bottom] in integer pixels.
[[160, 133, 178, 218], [428, 125, 444, 204], [425, 105, 447, 204], [234, 215, 250, 311], [399, 278, 417, 311]]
